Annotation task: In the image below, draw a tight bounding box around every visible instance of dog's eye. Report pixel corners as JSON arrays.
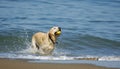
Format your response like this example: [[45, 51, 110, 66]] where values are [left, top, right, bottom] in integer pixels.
[[53, 27, 56, 29]]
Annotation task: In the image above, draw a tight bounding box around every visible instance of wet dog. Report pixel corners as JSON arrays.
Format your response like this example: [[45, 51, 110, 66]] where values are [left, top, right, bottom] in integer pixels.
[[31, 26, 61, 55]]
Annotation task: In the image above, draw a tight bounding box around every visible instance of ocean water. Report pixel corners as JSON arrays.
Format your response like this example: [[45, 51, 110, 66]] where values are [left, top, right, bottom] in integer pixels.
[[0, 0, 120, 68]]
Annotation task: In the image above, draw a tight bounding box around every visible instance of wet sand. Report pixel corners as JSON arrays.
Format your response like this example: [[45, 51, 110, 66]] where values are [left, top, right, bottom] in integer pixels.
[[0, 59, 118, 69]]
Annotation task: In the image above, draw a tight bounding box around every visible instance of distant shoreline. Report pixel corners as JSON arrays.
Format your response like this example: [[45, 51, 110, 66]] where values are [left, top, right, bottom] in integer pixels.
[[0, 58, 118, 69]]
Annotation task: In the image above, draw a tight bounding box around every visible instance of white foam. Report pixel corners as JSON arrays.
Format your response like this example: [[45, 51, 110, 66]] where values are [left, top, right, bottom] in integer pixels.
[[0, 53, 73, 60], [99, 56, 120, 61], [0, 53, 120, 61]]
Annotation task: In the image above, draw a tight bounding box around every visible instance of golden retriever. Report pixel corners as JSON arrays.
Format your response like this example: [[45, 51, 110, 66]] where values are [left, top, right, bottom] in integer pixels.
[[31, 26, 61, 55]]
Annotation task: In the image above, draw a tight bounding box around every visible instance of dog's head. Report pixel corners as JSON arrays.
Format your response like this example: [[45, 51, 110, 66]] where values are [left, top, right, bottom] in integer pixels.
[[49, 26, 61, 37], [48, 26, 61, 44]]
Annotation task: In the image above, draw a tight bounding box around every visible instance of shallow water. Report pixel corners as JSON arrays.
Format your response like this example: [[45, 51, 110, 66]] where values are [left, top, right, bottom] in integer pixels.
[[0, 0, 120, 68]]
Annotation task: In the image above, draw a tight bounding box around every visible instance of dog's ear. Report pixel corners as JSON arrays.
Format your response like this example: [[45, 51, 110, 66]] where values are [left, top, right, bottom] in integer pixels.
[[48, 32, 56, 44]]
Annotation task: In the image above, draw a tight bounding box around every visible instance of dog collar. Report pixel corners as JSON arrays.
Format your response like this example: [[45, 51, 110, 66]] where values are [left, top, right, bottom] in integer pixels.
[[49, 35, 55, 44]]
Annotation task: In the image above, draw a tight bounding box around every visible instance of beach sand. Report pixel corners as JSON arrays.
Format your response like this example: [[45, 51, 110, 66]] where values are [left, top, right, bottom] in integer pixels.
[[0, 59, 118, 69]]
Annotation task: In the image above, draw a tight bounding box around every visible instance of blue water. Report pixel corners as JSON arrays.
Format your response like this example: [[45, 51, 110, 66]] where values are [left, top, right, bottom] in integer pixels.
[[0, 0, 120, 68]]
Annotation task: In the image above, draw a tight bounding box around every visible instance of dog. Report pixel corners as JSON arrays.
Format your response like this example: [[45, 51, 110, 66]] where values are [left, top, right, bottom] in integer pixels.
[[31, 26, 61, 55]]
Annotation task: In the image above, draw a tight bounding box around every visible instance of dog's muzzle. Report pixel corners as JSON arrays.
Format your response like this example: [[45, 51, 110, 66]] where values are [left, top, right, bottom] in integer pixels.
[[55, 27, 61, 36]]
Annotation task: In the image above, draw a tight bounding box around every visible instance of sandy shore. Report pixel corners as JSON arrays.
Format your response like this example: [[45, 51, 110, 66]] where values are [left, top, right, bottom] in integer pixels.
[[0, 59, 118, 69]]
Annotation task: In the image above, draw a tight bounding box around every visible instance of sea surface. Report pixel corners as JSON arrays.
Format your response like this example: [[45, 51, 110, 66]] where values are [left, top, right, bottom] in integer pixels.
[[0, 0, 120, 68]]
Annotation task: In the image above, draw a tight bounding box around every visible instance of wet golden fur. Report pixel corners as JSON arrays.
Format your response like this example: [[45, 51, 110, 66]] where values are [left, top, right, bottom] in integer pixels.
[[31, 26, 61, 55]]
